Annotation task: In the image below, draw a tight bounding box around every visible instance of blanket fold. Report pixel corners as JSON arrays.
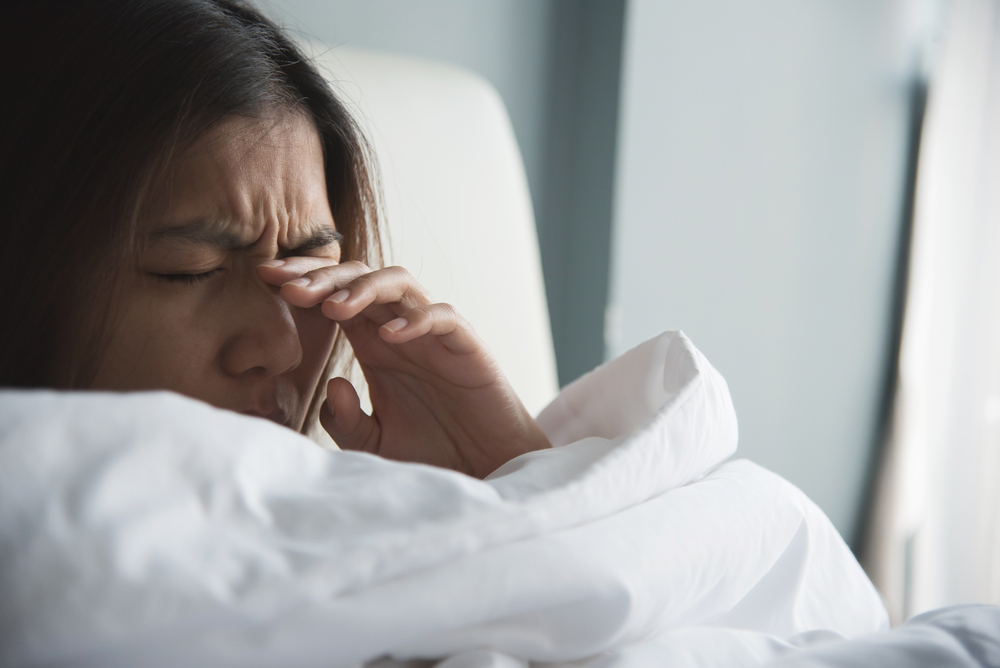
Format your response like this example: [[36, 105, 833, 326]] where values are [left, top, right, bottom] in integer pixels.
[[0, 331, 887, 668]]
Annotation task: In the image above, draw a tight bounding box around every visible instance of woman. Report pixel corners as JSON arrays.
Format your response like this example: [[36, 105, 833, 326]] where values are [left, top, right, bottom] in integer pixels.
[[0, 0, 549, 478], [0, 7, 898, 662]]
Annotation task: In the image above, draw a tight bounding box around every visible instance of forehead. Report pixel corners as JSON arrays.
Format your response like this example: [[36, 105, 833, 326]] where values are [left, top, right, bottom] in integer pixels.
[[147, 112, 333, 243]]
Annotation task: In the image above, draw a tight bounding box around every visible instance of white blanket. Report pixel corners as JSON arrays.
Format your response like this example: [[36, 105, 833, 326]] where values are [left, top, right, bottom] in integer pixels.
[[0, 332, 888, 667]]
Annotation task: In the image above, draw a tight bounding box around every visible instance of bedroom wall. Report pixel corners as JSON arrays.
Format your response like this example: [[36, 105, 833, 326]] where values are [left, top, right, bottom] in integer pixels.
[[608, 0, 940, 541]]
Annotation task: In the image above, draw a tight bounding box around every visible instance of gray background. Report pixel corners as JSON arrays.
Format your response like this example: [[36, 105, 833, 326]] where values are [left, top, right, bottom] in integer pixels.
[[261, 0, 939, 543], [609, 0, 938, 540]]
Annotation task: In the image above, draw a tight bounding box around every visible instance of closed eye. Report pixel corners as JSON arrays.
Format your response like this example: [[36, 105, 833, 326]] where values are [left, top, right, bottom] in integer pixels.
[[153, 269, 223, 284]]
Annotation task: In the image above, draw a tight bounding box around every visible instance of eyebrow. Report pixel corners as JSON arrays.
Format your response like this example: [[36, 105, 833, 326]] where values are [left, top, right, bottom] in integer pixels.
[[149, 220, 343, 254], [291, 227, 343, 254]]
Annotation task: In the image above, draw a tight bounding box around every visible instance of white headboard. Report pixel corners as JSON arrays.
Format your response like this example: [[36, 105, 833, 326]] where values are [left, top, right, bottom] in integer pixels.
[[305, 45, 559, 420]]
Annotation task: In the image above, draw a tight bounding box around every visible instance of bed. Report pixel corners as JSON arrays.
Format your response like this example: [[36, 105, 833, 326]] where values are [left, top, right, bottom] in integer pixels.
[[1, 46, 998, 668], [0, 331, 883, 666], [3, 331, 997, 666]]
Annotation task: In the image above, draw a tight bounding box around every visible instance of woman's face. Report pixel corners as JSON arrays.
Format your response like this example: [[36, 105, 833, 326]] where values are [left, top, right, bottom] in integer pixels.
[[88, 112, 341, 431]]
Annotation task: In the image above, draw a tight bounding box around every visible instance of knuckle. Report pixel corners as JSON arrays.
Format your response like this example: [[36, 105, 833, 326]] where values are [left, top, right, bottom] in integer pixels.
[[388, 265, 413, 281], [434, 302, 460, 320], [350, 274, 375, 291], [304, 262, 334, 278], [405, 307, 430, 324], [343, 260, 370, 274]]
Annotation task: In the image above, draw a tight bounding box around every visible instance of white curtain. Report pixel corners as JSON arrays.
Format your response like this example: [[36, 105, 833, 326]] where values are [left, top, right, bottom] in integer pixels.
[[865, 0, 1000, 624]]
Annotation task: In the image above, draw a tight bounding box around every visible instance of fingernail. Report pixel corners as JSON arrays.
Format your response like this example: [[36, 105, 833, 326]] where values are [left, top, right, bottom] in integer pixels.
[[284, 276, 311, 288], [259, 259, 286, 268], [383, 317, 408, 333], [328, 289, 350, 304]]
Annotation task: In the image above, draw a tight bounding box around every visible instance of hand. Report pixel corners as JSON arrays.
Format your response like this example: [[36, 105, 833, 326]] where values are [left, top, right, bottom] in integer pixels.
[[258, 259, 551, 478]]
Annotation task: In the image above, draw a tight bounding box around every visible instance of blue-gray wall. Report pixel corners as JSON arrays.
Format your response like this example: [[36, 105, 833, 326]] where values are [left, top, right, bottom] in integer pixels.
[[608, 0, 938, 539]]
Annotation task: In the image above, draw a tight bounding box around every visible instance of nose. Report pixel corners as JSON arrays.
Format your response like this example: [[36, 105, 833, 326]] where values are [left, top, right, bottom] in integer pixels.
[[219, 282, 303, 379]]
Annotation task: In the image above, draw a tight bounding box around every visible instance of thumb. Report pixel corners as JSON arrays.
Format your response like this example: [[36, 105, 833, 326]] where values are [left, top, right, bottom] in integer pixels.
[[320, 377, 381, 453]]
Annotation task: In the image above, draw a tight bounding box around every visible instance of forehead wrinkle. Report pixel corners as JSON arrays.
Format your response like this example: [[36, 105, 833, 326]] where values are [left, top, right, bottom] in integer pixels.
[[149, 113, 332, 254], [149, 216, 339, 254], [235, 143, 321, 251], [225, 113, 307, 192], [174, 116, 300, 223]]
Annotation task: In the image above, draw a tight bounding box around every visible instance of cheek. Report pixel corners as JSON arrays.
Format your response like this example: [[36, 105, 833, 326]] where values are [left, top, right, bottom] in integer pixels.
[[90, 291, 220, 391]]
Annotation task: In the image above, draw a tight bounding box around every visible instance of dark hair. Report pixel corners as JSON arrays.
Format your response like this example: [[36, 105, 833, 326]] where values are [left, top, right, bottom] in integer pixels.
[[0, 0, 380, 400]]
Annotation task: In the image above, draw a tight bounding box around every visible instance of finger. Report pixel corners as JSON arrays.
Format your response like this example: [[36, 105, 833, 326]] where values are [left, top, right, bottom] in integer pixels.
[[319, 377, 381, 453], [256, 256, 340, 287], [277, 260, 374, 308], [379, 302, 482, 355], [319, 265, 432, 322]]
